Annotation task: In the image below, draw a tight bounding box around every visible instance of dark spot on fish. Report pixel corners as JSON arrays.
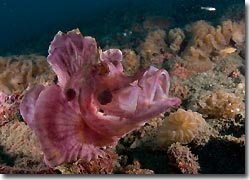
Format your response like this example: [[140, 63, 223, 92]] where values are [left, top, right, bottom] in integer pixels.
[[97, 90, 112, 105], [112, 60, 118, 66], [98, 63, 109, 75], [66, 88, 76, 101], [91, 63, 109, 76], [99, 109, 104, 113]]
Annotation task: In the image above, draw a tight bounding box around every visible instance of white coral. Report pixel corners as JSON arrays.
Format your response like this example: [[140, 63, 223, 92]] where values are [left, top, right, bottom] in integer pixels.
[[158, 109, 206, 145]]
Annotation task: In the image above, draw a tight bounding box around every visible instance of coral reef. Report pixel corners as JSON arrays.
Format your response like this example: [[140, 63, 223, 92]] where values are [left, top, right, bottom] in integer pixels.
[[158, 109, 213, 146], [136, 28, 185, 69], [121, 49, 140, 76], [20, 29, 181, 167], [230, 21, 245, 47], [56, 147, 118, 174], [169, 81, 190, 100], [0, 165, 60, 174], [168, 28, 185, 55], [199, 91, 244, 119], [0, 55, 50, 94], [138, 29, 167, 68], [167, 142, 200, 174], [183, 46, 212, 73], [0, 91, 7, 106], [172, 63, 189, 79], [0, 121, 44, 169], [0, 7, 245, 173], [118, 113, 165, 151], [172, 52, 245, 113], [121, 161, 154, 174], [0, 93, 22, 127], [182, 20, 245, 73], [0, 121, 42, 160]]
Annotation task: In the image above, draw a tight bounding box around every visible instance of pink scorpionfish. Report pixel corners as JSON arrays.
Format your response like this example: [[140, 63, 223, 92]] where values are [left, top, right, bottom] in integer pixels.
[[20, 29, 181, 167]]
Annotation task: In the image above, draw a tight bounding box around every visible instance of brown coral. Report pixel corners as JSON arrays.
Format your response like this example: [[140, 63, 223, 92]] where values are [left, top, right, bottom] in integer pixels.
[[221, 20, 245, 57], [183, 21, 222, 72], [158, 109, 209, 145], [183, 46, 212, 73], [221, 20, 245, 46], [0, 55, 50, 94], [122, 49, 140, 76], [138, 29, 167, 68], [199, 91, 245, 119], [168, 28, 185, 55], [182, 20, 245, 73]]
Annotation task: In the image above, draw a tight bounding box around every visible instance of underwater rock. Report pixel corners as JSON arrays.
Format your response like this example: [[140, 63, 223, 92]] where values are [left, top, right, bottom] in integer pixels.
[[20, 29, 181, 167], [167, 142, 200, 174], [122, 160, 154, 174], [0, 165, 60, 174], [56, 147, 118, 174]]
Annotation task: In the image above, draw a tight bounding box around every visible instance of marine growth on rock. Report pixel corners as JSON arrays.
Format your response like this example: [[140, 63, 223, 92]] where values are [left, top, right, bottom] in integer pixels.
[[20, 29, 181, 167]]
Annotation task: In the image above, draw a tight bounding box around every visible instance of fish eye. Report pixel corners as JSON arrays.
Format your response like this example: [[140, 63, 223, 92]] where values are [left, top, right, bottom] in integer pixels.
[[97, 90, 113, 105], [66, 88, 76, 101]]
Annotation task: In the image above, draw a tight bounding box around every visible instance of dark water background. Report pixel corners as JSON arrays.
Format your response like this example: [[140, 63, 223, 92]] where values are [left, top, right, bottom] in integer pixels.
[[0, 0, 244, 56]]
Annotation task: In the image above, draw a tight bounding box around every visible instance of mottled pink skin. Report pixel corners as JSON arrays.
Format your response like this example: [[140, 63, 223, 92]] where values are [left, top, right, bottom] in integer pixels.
[[20, 29, 181, 167], [19, 85, 45, 129], [0, 91, 8, 106]]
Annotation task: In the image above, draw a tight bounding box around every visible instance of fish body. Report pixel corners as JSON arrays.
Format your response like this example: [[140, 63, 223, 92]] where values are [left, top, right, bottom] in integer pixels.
[[219, 47, 237, 54], [20, 29, 181, 167], [201, 6, 216, 11]]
